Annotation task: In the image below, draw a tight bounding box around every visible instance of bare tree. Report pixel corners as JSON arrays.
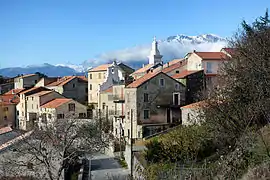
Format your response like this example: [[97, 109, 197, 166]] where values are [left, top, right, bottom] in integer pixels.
[[0, 117, 109, 180]]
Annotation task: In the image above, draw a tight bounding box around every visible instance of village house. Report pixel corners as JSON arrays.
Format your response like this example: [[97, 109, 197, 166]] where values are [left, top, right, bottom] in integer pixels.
[[88, 62, 134, 109], [35, 77, 59, 87], [0, 93, 20, 128], [39, 98, 88, 129], [17, 87, 64, 130], [46, 76, 88, 104], [14, 74, 41, 89], [124, 71, 185, 142], [180, 101, 205, 126]]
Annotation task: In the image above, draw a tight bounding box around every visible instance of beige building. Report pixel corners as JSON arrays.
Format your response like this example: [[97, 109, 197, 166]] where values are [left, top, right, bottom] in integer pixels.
[[17, 87, 64, 130], [39, 98, 87, 129], [46, 76, 88, 104], [14, 74, 41, 89], [124, 71, 185, 141], [181, 101, 205, 126], [0, 93, 20, 128]]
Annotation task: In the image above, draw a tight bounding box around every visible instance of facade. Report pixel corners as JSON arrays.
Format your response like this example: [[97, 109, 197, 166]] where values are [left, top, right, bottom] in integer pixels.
[[46, 76, 88, 104], [0, 93, 20, 128], [35, 77, 59, 87], [39, 98, 88, 128], [88, 62, 134, 109], [88, 64, 110, 107], [17, 87, 64, 130], [124, 71, 185, 141], [181, 101, 205, 126], [0, 82, 14, 95], [14, 74, 41, 89]]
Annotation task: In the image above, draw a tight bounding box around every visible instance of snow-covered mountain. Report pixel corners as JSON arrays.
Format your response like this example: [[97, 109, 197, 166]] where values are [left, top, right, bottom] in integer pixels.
[[0, 34, 227, 77]]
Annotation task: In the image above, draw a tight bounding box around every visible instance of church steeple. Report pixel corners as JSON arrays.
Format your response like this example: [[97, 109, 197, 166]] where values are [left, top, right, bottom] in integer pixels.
[[148, 36, 163, 65]]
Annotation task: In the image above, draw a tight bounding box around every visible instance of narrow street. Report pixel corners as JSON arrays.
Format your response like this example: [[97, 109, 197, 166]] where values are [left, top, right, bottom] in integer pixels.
[[90, 153, 130, 180]]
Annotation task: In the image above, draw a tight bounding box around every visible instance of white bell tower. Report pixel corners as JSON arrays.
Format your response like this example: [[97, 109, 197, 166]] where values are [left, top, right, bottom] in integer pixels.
[[148, 36, 163, 65]]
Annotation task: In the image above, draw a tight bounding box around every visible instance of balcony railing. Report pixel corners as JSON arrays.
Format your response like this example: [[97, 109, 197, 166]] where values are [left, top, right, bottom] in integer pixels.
[[113, 110, 125, 118], [113, 95, 125, 103]]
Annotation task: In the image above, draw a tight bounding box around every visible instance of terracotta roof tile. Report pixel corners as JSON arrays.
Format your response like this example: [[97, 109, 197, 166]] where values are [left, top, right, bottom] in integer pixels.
[[132, 64, 153, 75], [162, 61, 187, 73], [47, 76, 76, 87], [195, 52, 228, 60], [166, 59, 183, 66], [127, 71, 161, 88], [4, 88, 25, 95], [40, 98, 72, 108], [0, 94, 20, 104], [181, 101, 206, 109], [89, 64, 110, 72], [19, 86, 42, 94], [171, 70, 200, 79]]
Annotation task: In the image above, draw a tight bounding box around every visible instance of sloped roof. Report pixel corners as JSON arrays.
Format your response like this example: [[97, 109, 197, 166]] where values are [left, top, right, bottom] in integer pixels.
[[4, 88, 25, 95], [118, 63, 135, 74], [46, 76, 76, 87], [101, 86, 113, 93], [132, 64, 153, 75], [171, 70, 201, 79], [19, 86, 44, 95], [221, 48, 236, 56], [162, 61, 187, 73], [127, 71, 162, 88], [181, 101, 206, 109], [0, 94, 20, 104], [194, 52, 228, 60], [15, 74, 37, 79], [27, 91, 52, 97], [166, 59, 183, 66], [88, 64, 111, 72], [40, 98, 72, 108]]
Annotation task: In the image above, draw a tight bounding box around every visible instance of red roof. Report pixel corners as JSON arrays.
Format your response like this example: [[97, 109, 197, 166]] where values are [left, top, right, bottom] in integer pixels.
[[127, 71, 162, 88], [162, 61, 187, 73], [181, 101, 206, 109], [27, 91, 52, 97], [195, 52, 228, 60], [89, 64, 110, 72], [222, 48, 236, 56], [4, 88, 25, 95], [171, 70, 201, 79], [40, 98, 72, 108], [19, 86, 42, 94], [47, 76, 76, 87], [0, 94, 20, 104], [132, 64, 153, 75], [0, 127, 12, 135]]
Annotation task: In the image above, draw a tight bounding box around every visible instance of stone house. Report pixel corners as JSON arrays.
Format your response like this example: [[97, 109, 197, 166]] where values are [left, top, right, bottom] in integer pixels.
[[14, 74, 41, 89], [0, 94, 19, 128], [88, 62, 133, 109], [124, 71, 185, 141], [39, 98, 88, 129], [17, 87, 64, 130], [181, 101, 205, 126], [46, 76, 88, 104]]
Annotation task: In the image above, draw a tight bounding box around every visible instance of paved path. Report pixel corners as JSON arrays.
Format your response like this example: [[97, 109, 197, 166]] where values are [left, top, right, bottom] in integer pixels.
[[90, 153, 130, 180]]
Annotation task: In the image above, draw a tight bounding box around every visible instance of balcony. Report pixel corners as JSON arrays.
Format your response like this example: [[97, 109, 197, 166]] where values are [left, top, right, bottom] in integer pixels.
[[113, 110, 125, 118], [113, 95, 125, 103]]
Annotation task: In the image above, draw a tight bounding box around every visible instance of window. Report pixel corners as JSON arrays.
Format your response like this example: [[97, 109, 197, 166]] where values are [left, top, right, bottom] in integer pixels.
[[26, 97, 28, 100], [175, 83, 180, 90], [34, 80, 38, 84], [48, 114, 52, 119], [85, 87, 88, 93], [90, 84, 92, 90], [89, 73, 92, 79], [22, 111, 24, 116], [143, 110, 150, 119], [73, 84, 76, 88], [159, 78, 165, 87], [206, 62, 213, 73], [37, 105, 38, 109], [127, 111, 130, 119], [32, 104, 33, 109], [57, 114, 64, 119], [128, 129, 130, 138], [79, 113, 86, 118], [32, 97, 34, 101], [176, 70, 179, 74], [4, 116, 7, 120], [138, 131, 141, 138], [98, 73, 102, 79], [144, 85, 148, 90], [173, 93, 180, 105], [3, 107, 8, 112], [68, 103, 75, 111], [102, 103, 106, 110], [111, 68, 114, 73], [115, 128, 117, 135], [144, 93, 149, 102], [17, 111, 19, 115]]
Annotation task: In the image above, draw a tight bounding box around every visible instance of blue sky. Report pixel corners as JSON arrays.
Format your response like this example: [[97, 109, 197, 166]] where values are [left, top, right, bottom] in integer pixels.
[[0, 0, 269, 68]]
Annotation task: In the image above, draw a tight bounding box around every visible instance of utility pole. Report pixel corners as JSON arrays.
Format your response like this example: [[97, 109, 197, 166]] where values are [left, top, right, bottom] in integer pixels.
[[130, 109, 133, 179]]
